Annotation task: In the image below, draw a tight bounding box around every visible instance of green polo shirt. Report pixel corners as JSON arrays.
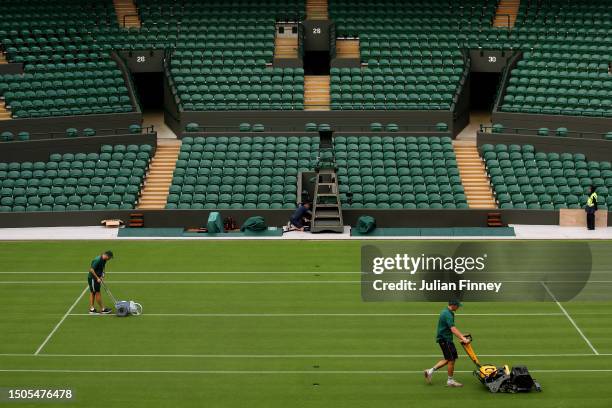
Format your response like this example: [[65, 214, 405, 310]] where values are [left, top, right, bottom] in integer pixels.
[[436, 307, 455, 343], [89, 255, 106, 279]]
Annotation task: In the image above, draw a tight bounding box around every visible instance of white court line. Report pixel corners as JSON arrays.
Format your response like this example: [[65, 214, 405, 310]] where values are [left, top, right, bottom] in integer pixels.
[[541, 282, 599, 355], [0, 271, 360, 274], [2, 353, 612, 358], [1, 369, 611, 374], [3, 280, 612, 284], [68, 312, 564, 317], [33, 286, 88, 356], [0, 281, 363, 284], [22, 353, 612, 358], [2, 271, 611, 274]]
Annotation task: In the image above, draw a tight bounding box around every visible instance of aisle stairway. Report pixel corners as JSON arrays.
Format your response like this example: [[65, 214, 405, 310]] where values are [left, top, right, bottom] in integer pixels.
[[453, 141, 497, 209], [335, 39, 360, 59], [274, 36, 298, 59], [307, 0, 328, 20], [137, 140, 181, 209], [304, 75, 330, 110], [492, 0, 520, 28], [113, 0, 142, 28], [0, 100, 11, 121]]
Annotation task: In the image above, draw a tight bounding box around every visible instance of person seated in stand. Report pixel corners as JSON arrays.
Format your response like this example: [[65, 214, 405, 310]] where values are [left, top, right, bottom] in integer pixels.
[[289, 202, 312, 231]]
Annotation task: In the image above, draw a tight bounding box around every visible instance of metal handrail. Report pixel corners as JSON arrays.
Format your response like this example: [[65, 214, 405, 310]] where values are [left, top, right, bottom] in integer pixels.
[[479, 125, 609, 140], [0, 125, 156, 142], [179, 103, 453, 111], [451, 49, 472, 111], [492, 49, 523, 113], [184, 123, 449, 133]]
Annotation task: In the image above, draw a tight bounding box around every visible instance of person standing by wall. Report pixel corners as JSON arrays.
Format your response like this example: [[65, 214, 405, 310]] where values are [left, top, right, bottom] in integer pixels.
[[585, 186, 598, 230]]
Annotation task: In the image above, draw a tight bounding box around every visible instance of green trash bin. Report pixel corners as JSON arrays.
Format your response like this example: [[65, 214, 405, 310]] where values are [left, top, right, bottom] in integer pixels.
[[207, 211, 224, 233], [356, 215, 376, 234]]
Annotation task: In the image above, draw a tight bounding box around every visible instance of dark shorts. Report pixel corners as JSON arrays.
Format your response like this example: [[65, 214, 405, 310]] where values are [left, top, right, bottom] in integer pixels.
[[88, 275, 101, 293], [438, 340, 458, 361], [290, 218, 304, 228]]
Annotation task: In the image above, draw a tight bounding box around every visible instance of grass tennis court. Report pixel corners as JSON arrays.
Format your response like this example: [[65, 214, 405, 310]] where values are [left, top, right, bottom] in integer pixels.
[[1, 241, 611, 407]]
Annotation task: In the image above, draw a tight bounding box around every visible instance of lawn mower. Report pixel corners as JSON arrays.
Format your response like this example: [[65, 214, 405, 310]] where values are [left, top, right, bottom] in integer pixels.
[[101, 281, 143, 317], [461, 334, 541, 393]]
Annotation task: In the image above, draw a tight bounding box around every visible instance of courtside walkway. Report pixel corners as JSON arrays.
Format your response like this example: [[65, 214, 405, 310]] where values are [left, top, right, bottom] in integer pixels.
[[0, 225, 611, 240]]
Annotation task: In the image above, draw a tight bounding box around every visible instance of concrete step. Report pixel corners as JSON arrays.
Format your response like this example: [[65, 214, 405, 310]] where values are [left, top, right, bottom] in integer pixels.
[[139, 199, 167, 202], [459, 171, 488, 176], [454, 141, 497, 209], [139, 197, 168, 201], [463, 186, 492, 191], [114, 0, 141, 28], [335, 39, 360, 59], [146, 177, 174, 182], [275, 37, 298, 58], [137, 140, 181, 209], [304, 75, 330, 110], [139, 196, 168, 200], [307, 0, 329, 20]]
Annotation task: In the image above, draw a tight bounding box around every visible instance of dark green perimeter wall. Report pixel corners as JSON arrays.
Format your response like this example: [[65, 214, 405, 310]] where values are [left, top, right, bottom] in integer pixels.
[[0, 208, 582, 229]]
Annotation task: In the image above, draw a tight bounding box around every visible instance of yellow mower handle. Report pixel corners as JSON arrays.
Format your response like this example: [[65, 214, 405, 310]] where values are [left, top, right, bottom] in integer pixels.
[[461, 333, 482, 368]]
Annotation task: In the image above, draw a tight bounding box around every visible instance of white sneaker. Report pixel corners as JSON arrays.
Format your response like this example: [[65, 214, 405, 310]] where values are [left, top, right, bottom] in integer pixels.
[[424, 369, 433, 384], [446, 379, 463, 387]]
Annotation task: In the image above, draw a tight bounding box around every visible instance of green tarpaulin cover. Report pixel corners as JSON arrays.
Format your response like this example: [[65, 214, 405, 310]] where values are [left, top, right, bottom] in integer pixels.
[[240, 216, 267, 232]]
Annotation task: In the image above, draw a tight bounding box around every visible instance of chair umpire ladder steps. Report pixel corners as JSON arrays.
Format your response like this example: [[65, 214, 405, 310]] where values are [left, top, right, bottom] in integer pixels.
[[311, 142, 344, 233]]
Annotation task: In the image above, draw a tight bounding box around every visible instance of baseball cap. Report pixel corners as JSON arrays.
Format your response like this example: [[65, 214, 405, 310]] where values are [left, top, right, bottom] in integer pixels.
[[448, 299, 463, 307], [104, 250, 114, 259]]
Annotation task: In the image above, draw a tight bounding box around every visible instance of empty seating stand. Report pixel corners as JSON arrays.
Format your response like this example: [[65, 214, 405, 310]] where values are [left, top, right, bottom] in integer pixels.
[[166, 136, 318, 209], [499, 1, 612, 117], [330, 0, 612, 116], [328, 0, 494, 111], [0, 1, 133, 118], [334, 135, 467, 209], [0, 144, 152, 212], [142, 0, 306, 111], [1, 0, 611, 116], [481, 143, 612, 210]]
